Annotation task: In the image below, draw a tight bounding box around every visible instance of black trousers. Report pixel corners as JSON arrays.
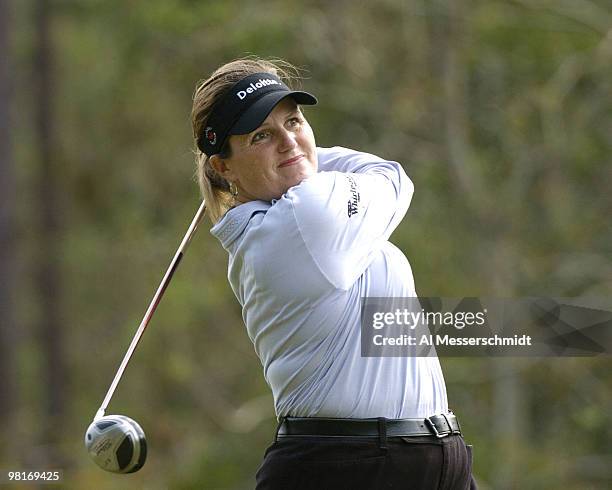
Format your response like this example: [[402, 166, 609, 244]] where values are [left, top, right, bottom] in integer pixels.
[[255, 434, 477, 490]]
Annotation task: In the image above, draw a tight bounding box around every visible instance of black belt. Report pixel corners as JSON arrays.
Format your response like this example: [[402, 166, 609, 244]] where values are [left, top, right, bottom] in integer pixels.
[[277, 413, 462, 439]]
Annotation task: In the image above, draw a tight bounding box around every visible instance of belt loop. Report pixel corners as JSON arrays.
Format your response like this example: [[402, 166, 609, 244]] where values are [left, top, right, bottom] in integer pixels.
[[441, 412, 451, 434], [377, 417, 388, 451], [274, 416, 286, 443]]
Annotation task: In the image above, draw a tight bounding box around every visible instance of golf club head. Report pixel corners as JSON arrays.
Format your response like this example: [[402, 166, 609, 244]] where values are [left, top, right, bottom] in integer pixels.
[[85, 414, 147, 474]]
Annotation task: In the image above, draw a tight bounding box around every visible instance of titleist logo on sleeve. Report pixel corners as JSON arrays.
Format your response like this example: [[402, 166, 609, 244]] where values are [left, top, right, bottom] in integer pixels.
[[236, 79, 281, 100]]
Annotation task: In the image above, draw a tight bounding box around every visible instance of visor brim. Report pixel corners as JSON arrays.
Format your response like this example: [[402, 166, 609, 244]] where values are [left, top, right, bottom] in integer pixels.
[[229, 91, 317, 136]]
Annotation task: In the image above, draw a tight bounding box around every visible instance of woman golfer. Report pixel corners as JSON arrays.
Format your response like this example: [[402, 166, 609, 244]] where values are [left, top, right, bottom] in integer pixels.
[[191, 57, 477, 489]]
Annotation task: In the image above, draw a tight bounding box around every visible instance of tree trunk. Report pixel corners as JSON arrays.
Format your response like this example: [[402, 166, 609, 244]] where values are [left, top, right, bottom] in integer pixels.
[[0, 0, 16, 458], [34, 0, 65, 464]]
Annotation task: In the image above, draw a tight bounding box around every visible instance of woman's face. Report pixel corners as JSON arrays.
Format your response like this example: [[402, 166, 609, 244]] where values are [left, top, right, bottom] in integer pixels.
[[210, 98, 317, 203]]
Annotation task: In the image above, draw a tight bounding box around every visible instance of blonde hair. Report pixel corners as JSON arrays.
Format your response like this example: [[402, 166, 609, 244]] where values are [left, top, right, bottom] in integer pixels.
[[191, 56, 304, 223]]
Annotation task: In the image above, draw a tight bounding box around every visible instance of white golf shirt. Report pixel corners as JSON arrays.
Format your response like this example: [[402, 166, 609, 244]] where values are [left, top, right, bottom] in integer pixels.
[[211, 146, 448, 418]]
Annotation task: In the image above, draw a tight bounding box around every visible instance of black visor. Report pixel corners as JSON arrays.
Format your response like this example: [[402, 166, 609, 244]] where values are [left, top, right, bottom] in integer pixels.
[[197, 72, 317, 156]]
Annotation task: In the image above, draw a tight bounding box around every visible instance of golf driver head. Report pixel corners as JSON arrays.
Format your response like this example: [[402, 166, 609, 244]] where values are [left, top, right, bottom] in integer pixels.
[[84, 415, 147, 473]]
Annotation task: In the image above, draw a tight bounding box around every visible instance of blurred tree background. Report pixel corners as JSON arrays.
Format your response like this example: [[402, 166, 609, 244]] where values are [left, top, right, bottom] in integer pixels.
[[1, 0, 611, 488]]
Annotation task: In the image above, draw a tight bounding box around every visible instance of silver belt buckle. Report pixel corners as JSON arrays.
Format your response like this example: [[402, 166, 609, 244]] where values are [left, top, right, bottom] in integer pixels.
[[425, 416, 447, 438]]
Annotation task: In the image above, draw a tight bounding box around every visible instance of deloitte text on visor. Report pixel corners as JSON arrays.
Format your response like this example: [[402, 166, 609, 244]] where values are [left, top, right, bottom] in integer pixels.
[[236, 78, 281, 100]]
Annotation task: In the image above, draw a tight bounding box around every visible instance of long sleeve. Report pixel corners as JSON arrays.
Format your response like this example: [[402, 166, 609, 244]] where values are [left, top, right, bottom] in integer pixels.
[[281, 146, 414, 290]]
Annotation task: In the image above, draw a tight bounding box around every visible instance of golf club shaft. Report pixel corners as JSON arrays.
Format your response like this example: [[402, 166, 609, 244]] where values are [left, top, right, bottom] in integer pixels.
[[94, 200, 207, 422]]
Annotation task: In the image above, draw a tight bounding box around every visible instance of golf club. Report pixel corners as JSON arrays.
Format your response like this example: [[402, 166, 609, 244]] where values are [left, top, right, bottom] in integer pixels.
[[85, 200, 207, 473]]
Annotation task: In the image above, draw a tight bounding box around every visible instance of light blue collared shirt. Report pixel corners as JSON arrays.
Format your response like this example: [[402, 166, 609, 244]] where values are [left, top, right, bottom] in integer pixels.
[[211, 146, 448, 418]]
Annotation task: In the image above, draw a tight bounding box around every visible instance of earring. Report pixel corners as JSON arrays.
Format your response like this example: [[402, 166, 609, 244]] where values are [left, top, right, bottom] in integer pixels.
[[229, 181, 238, 197]]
